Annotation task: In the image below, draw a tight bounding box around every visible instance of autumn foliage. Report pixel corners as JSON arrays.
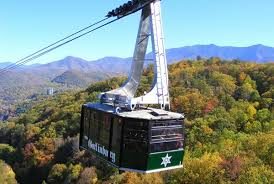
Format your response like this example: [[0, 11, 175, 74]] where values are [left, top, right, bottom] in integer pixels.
[[0, 58, 273, 183]]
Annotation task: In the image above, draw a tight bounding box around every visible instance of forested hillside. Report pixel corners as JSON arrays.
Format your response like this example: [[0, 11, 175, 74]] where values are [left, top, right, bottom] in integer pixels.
[[2, 43, 274, 120], [0, 67, 108, 121], [0, 58, 273, 183]]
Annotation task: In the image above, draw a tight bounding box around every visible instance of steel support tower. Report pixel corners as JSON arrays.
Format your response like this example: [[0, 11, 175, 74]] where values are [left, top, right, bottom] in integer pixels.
[[101, 0, 169, 111]]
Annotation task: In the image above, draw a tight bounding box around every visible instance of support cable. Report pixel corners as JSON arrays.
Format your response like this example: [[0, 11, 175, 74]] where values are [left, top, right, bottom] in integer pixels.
[[3, 18, 120, 73], [0, 17, 109, 74], [0, 0, 153, 75]]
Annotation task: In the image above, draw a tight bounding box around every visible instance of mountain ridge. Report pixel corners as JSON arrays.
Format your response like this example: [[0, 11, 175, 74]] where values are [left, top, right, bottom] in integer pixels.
[[1, 44, 273, 71], [31, 44, 274, 73], [0, 62, 12, 69], [165, 44, 274, 63]]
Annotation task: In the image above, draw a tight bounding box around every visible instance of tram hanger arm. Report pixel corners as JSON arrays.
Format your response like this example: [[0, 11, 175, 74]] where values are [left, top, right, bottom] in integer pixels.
[[106, 0, 158, 18]]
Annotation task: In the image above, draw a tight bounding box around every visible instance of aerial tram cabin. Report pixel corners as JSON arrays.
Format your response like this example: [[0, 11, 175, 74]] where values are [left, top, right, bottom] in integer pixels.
[[79, 0, 185, 173], [80, 103, 184, 173]]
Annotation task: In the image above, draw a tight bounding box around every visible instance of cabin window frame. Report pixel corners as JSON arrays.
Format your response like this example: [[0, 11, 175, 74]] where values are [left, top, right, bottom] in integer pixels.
[[149, 119, 184, 153]]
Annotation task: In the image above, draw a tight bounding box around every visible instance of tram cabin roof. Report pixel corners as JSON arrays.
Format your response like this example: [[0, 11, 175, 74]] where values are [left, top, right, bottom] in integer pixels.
[[85, 103, 184, 120]]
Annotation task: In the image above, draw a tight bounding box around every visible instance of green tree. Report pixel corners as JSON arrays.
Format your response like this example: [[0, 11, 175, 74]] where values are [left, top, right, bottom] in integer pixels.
[[174, 90, 206, 119], [67, 164, 83, 183], [167, 153, 225, 184], [0, 160, 17, 184], [237, 165, 274, 184], [47, 164, 68, 184], [209, 71, 236, 95], [0, 144, 16, 164]]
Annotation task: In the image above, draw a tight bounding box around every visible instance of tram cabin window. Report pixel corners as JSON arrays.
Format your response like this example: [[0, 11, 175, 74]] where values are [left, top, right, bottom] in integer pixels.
[[150, 119, 184, 153], [122, 118, 149, 169]]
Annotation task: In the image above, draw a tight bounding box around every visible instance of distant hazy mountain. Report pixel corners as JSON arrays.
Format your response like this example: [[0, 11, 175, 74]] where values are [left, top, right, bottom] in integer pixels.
[[7, 44, 270, 77], [166, 44, 274, 63], [2, 44, 273, 72], [0, 62, 12, 69], [34, 56, 94, 72], [91, 57, 132, 74], [28, 56, 130, 74], [90, 44, 274, 72]]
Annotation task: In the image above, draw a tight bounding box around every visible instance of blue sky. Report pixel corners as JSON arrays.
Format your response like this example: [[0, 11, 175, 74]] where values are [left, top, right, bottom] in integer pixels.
[[1, 0, 274, 64]]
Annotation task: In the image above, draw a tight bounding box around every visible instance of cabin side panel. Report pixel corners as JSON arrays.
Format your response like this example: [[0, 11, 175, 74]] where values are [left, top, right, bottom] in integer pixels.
[[79, 105, 119, 167], [120, 118, 149, 170], [109, 116, 122, 165]]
